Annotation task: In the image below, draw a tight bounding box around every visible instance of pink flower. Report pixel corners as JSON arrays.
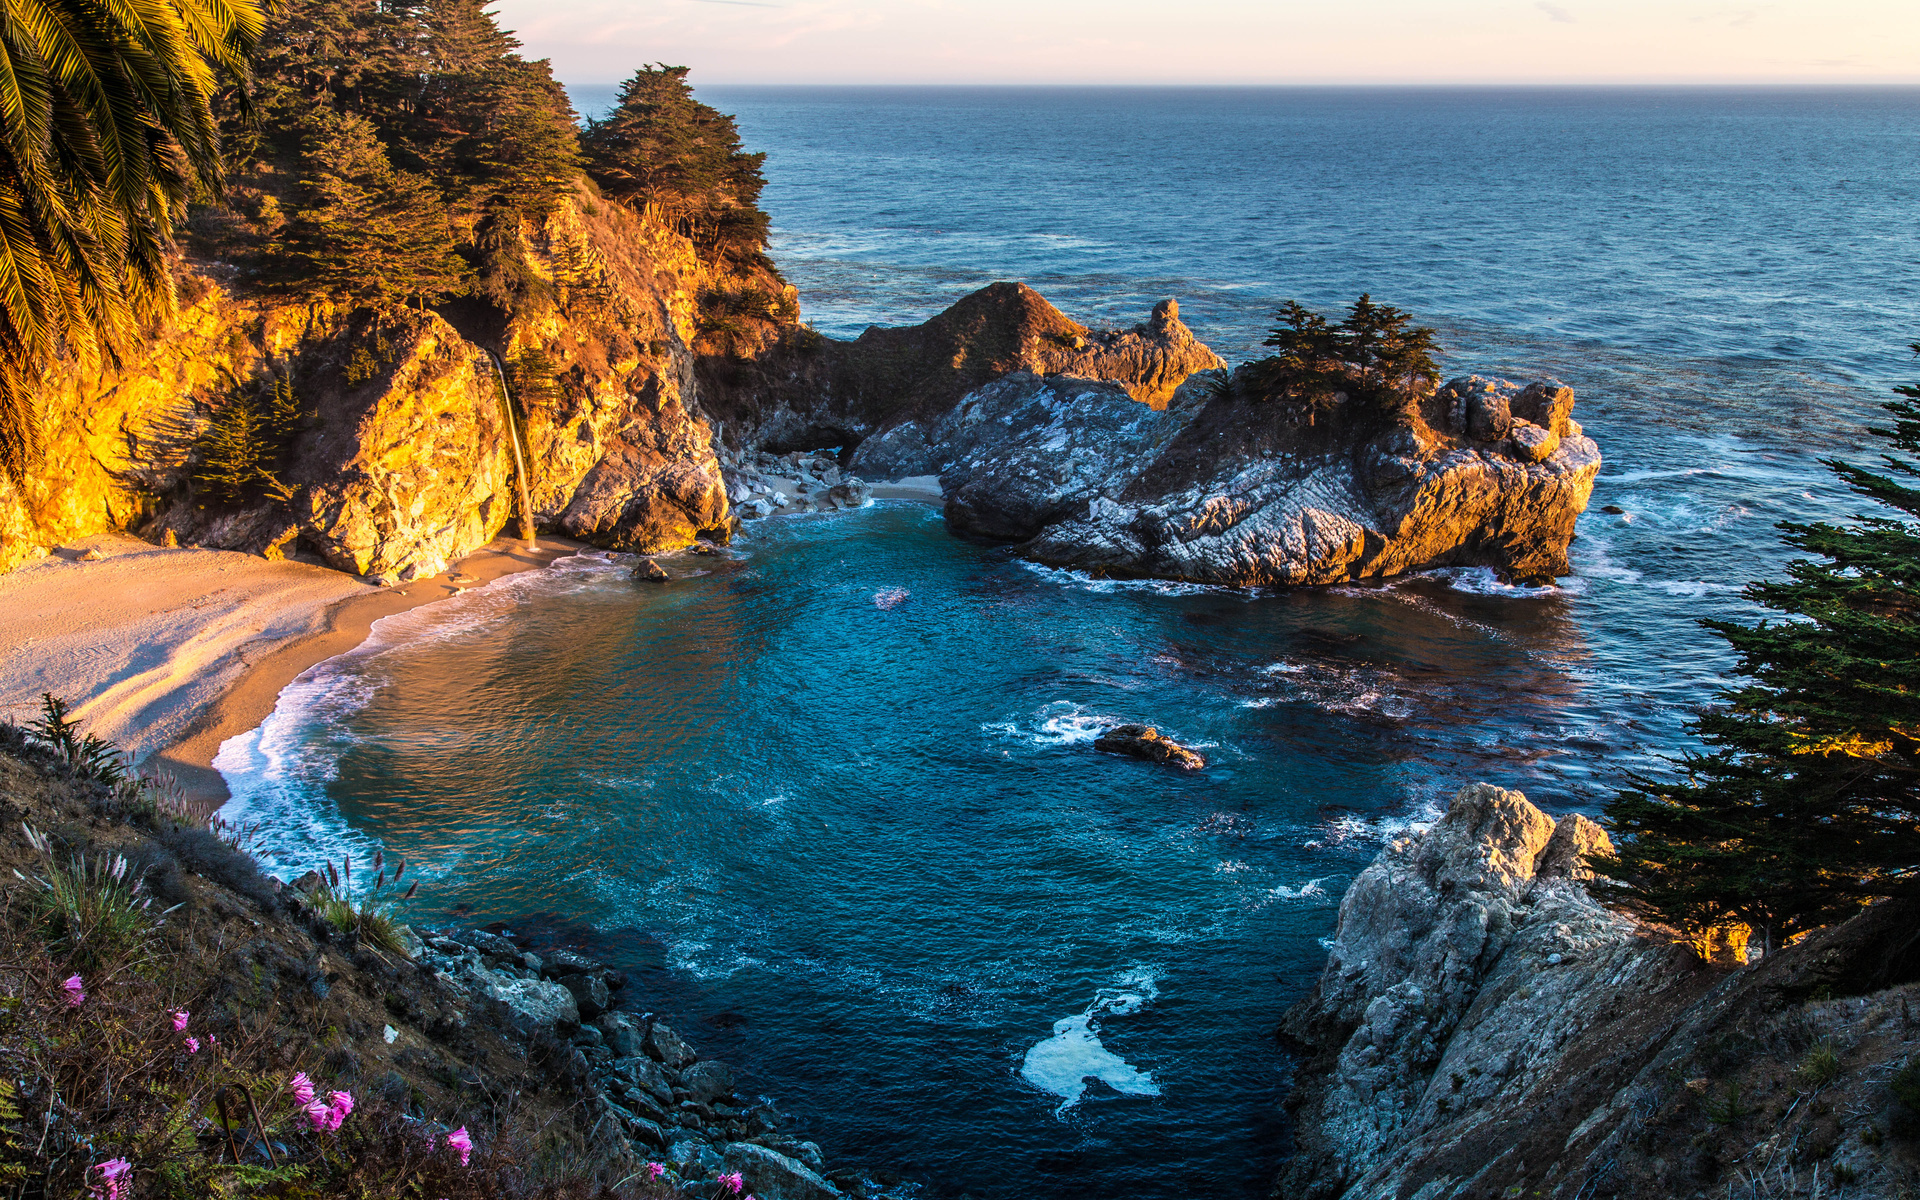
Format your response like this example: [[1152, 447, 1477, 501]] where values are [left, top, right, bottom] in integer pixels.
[[63, 975, 85, 1007], [184, 1036, 200, 1054], [289, 1072, 315, 1105], [303, 1098, 332, 1130], [87, 1157, 131, 1200], [322, 1091, 353, 1132], [172, 1010, 189, 1032], [718, 1171, 744, 1196], [645, 1161, 664, 1180], [447, 1126, 472, 1167]]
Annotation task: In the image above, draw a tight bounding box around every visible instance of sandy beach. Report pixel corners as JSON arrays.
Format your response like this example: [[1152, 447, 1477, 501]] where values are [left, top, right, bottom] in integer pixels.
[[1, 531, 581, 803]]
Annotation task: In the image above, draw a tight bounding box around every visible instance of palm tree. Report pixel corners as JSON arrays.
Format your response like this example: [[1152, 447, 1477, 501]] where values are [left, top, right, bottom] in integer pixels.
[[0, 0, 266, 486]]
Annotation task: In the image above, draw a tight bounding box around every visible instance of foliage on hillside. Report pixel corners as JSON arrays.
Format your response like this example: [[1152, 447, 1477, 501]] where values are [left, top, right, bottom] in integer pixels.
[[0, 710, 672, 1199], [0, 0, 267, 488], [581, 66, 774, 274], [1595, 345, 1920, 951]]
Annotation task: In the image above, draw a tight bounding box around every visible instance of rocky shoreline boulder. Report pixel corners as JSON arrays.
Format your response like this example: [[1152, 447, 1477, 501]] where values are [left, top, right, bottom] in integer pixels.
[[1273, 784, 1920, 1200]]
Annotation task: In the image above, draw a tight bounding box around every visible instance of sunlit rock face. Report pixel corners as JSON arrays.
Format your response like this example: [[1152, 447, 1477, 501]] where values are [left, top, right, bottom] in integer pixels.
[[0, 188, 738, 579], [851, 370, 1600, 587]]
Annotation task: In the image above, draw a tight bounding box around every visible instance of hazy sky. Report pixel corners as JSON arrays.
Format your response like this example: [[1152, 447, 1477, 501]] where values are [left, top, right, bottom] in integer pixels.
[[489, 0, 1920, 86]]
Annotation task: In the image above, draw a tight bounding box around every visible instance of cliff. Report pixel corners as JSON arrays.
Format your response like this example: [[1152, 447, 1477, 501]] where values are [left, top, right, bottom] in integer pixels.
[[0, 185, 743, 581], [1278, 783, 1920, 1199], [850, 372, 1600, 586], [701, 282, 1224, 452]]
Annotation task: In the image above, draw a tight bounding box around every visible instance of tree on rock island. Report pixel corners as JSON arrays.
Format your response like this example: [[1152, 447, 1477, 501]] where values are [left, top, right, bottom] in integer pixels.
[[1244, 294, 1440, 426], [1594, 351, 1920, 952]]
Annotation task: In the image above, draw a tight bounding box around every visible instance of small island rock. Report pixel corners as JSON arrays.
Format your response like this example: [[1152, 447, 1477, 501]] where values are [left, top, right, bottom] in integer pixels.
[[1093, 724, 1206, 770]]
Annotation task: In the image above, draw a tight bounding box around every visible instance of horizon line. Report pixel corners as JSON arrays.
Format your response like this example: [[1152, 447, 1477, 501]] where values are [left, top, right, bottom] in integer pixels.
[[559, 79, 1920, 90]]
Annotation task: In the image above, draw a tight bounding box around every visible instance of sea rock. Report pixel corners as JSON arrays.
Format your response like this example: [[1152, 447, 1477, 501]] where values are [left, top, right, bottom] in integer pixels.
[[711, 283, 1223, 454], [1276, 783, 1660, 1200], [562, 972, 611, 1018], [682, 1060, 736, 1104], [485, 976, 581, 1036], [599, 1012, 647, 1058], [1092, 724, 1206, 770], [826, 479, 872, 510], [542, 948, 602, 977], [646, 1020, 697, 1069], [857, 369, 1598, 586], [722, 1142, 846, 1200], [633, 558, 670, 582]]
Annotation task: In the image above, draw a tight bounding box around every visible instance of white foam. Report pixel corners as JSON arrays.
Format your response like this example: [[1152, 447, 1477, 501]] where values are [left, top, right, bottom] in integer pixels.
[[1422, 566, 1569, 598], [873, 587, 910, 609], [1020, 970, 1163, 1113], [985, 701, 1122, 748], [1269, 877, 1331, 901], [215, 551, 629, 880], [1016, 561, 1233, 597]]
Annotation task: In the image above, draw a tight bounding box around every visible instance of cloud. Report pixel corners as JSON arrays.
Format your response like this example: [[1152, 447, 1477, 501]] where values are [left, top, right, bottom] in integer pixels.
[[1535, 1, 1574, 22]]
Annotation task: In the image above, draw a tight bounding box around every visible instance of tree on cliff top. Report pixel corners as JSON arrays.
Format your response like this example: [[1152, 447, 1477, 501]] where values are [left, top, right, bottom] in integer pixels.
[[1593, 353, 1920, 950], [270, 110, 471, 309], [0, 0, 266, 486], [581, 65, 772, 269]]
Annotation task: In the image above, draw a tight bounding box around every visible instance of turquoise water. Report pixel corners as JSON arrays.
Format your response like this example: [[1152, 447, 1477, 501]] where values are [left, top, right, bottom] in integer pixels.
[[226, 89, 1920, 1197]]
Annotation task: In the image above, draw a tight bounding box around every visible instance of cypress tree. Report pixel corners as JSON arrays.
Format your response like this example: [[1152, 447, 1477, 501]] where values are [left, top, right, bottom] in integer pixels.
[[1593, 350, 1920, 949]]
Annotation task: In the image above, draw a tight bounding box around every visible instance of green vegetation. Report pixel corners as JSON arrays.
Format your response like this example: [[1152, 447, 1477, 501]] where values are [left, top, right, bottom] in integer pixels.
[[1594, 346, 1920, 951], [582, 64, 774, 271], [1239, 294, 1441, 426], [191, 377, 307, 505], [20, 824, 159, 973], [29, 694, 126, 784], [0, 0, 266, 488]]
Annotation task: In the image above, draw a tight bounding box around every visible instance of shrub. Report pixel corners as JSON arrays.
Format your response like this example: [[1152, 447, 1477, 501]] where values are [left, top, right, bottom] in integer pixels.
[[1795, 1040, 1841, 1090], [1892, 1061, 1920, 1111], [27, 694, 126, 784], [19, 826, 160, 972], [191, 377, 305, 505]]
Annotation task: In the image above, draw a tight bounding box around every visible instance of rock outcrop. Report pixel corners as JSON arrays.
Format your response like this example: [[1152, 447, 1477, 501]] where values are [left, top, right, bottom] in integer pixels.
[[0, 187, 739, 580], [852, 370, 1600, 586], [704, 282, 1224, 453], [1277, 783, 1920, 1200], [1092, 724, 1207, 770]]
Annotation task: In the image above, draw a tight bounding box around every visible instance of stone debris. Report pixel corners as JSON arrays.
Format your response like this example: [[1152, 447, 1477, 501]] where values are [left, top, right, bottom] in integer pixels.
[[715, 448, 872, 522], [413, 928, 878, 1198]]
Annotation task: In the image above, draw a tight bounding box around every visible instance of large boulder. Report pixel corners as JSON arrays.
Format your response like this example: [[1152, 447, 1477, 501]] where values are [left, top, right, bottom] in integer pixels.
[[721, 1142, 845, 1200], [712, 283, 1224, 454], [485, 977, 581, 1037]]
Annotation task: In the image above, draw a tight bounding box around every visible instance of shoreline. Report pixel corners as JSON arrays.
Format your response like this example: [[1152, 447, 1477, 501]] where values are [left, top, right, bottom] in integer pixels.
[[152, 536, 585, 807], [0, 529, 583, 810], [11, 487, 937, 816]]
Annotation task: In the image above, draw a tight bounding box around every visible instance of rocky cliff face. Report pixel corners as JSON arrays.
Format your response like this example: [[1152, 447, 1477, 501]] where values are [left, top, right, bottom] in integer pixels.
[[0, 187, 739, 580], [1278, 784, 1920, 1200], [702, 282, 1224, 453], [851, 371, 1600, 586]]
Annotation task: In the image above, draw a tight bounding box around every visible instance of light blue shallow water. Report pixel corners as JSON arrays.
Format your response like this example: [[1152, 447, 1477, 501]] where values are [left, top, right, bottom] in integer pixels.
[[225, 89, 1920, 1197]]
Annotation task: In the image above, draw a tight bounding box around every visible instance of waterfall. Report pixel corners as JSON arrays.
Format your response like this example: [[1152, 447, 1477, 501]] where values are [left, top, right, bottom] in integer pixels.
[[485, 352, 537, 546]]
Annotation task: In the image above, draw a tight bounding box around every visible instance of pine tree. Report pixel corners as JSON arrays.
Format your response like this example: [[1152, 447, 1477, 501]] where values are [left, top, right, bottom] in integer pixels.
[[273, 110, 471, 308], [1242, 295, 1441, 427], [581, 65, 771, 266], [1593, 350, 1920, 949]]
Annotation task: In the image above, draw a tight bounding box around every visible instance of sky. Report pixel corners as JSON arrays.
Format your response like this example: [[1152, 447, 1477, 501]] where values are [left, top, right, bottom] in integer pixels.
[[488, 0, 1920, 87]]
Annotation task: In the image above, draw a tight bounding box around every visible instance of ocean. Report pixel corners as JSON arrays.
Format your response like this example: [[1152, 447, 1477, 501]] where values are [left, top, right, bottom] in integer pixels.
[[220, 88, 1920, 1197]]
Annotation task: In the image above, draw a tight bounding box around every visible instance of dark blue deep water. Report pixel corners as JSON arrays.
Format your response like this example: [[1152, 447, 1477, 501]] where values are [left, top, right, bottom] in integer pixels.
[[222, 89, 1920, 1198]]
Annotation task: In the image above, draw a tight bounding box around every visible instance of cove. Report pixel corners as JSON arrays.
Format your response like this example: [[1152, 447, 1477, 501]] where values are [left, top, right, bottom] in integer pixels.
[[216, 500, 1658, 1198]]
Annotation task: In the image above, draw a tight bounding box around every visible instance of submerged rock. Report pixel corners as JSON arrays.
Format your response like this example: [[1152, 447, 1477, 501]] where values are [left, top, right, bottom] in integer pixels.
[[1093, 724, 1206, 770]]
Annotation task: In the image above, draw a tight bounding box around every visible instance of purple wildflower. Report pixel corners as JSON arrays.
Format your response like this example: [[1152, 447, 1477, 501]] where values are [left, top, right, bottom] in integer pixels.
[[447, 1126, 473, 1166], [63, 975, 85, 1007]]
